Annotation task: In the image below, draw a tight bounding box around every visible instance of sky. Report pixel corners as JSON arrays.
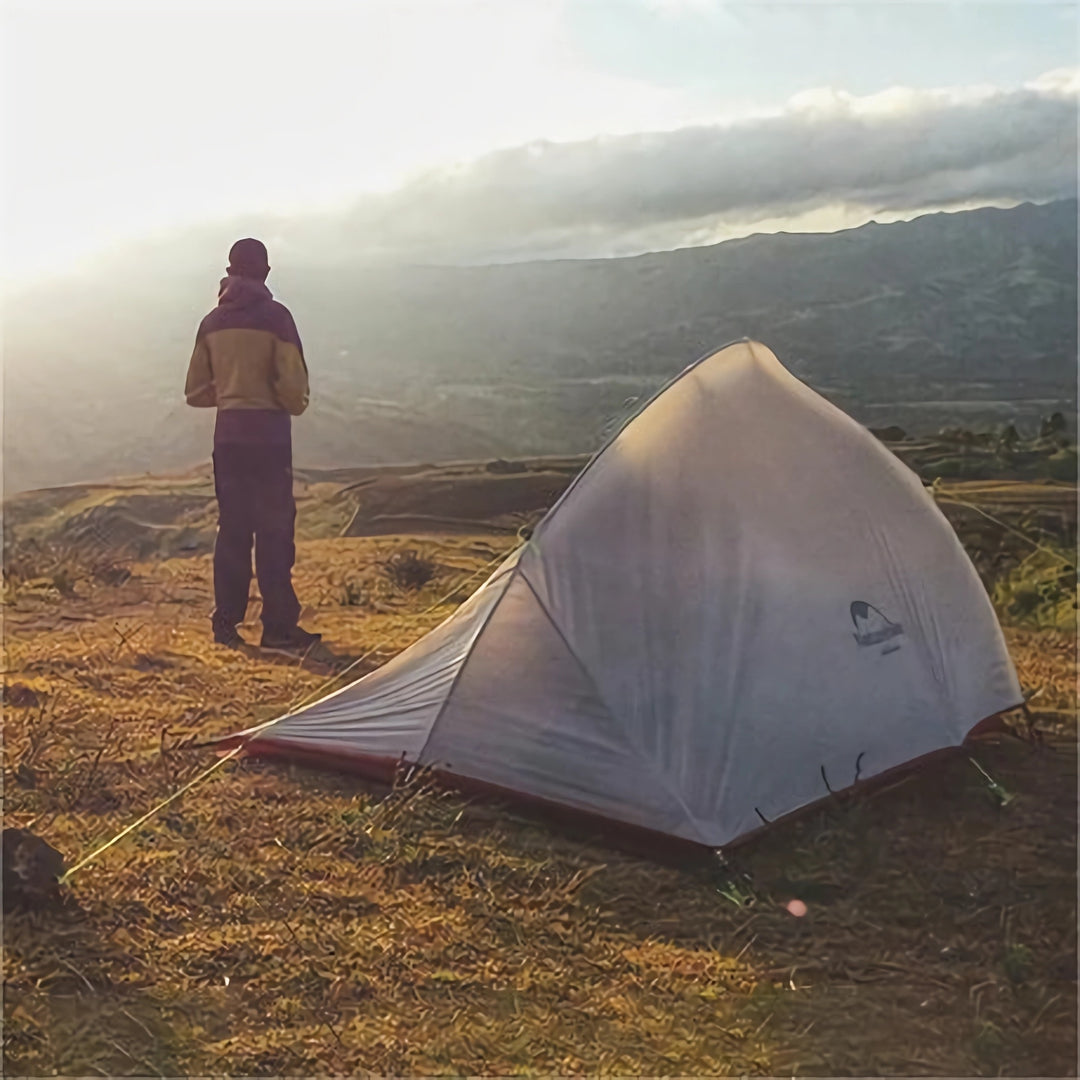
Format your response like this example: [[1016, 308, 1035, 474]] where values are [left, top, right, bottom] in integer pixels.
[[2, 0, 1077, 280]]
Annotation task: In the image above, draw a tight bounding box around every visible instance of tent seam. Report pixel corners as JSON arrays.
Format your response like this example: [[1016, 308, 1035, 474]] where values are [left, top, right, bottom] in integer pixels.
[[417, 557, 525, 762], [421, 341, 748, 786], [531, 337, 751, 545], [517, 573, 710, 846]]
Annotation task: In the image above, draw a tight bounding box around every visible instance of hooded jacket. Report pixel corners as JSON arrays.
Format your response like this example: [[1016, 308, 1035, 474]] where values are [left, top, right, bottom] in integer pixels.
[[185, 276, 309, 445]]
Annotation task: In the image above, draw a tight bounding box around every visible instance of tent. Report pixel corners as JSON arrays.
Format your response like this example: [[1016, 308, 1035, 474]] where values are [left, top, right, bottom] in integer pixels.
[[236, 340, 1022, 848]]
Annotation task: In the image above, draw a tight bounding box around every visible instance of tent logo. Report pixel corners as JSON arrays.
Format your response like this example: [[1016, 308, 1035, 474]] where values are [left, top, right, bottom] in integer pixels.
[[850, 601, 904, 654]]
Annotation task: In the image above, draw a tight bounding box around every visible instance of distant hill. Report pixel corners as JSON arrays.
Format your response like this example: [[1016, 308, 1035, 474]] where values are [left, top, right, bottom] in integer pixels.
[[4, 199, 1076, 494]]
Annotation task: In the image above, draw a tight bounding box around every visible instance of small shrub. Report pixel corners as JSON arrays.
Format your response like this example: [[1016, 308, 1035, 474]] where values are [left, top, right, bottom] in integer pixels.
[[340, 577, 368, 607], [869, 425, 907, 442], [3, 537, 132, 601], [993, 546, 1077, 628], [3, 685, 41, 709], [1046, 447, 1078, 483], [1039, 412, 1067, 439], [973, 1020, 1006, 1062], [1002, 943, 1033, 983], [379, 549, 436, 592], [92, 563, 133, 587], [50, 566, 80, 598], [486, 458, 527, 474]]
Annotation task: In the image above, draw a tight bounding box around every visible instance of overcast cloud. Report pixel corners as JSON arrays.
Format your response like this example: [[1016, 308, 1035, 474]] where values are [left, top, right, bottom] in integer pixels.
[[279, 72, 1078, 264]]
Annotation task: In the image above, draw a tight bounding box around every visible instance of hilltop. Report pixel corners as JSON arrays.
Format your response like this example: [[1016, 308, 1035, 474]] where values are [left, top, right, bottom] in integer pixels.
[[2, 447, 1076, 1075]]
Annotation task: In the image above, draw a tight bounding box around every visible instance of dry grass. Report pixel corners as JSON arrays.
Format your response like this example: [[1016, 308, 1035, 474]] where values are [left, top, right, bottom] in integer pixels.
[[2, 526, 1076, 1076]]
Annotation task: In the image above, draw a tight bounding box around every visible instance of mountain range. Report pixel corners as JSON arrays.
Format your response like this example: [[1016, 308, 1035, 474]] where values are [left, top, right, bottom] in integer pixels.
[[3, 198, 1076, 495]]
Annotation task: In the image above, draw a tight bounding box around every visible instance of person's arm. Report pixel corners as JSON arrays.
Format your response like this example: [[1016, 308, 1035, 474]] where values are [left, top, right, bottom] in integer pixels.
[[272, 308, 310, 416], [184, 336, 217, 407]]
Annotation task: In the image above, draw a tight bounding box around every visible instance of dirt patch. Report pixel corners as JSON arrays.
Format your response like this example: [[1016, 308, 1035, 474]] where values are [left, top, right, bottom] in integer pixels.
[[343, 471, 573, 536]]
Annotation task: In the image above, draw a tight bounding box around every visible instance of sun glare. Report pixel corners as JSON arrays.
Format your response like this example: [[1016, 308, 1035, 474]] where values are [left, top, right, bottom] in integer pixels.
[[2, 0, 695, 281]]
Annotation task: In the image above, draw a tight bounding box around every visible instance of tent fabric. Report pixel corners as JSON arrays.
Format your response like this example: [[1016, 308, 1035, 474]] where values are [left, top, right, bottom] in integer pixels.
[[246, 340, 1022, 847], [234, 549, 522, 760], [425, 573, 697, 837]]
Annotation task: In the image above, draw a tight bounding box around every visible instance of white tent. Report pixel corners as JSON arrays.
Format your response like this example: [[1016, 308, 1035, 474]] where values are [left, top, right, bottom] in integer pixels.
[[241, 340, 1022, 847]]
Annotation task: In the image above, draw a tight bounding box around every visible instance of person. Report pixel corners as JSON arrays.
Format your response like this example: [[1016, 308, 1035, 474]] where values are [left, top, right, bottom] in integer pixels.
[[185, 238, 321, 654]]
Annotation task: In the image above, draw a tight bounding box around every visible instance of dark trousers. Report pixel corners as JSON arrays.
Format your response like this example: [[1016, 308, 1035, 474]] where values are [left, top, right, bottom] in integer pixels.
[[212, 443, 301, 635]]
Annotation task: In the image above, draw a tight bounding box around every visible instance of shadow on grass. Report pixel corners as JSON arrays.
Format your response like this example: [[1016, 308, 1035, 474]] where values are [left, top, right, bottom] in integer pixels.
[[271, 733, 1077, 1076], [2, 896, 188, 1078]]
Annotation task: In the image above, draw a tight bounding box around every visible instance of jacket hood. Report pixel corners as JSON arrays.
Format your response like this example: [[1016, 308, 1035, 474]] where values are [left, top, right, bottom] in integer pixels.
[[218, 275, 273, 307]]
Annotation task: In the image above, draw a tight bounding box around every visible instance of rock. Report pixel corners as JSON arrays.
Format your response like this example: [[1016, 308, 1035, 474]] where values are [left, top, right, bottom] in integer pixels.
[[2, 828, 66, 912], [13, 763, 37, 789], [133, 654, 172, 672], [1049, 954, 1078, 983], [3, 684, 40, 708]]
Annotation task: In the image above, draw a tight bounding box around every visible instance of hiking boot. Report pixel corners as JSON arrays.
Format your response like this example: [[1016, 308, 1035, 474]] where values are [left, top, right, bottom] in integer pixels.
[[213, 623, 247, 649], [260, 626, 323, 655]]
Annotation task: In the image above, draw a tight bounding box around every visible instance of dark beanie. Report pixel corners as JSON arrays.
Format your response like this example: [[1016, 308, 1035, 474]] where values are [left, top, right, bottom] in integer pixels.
[[227, 238, 270, 279]]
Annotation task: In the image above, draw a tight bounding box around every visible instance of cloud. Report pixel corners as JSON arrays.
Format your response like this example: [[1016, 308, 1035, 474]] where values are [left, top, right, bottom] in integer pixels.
[[284, 72, 1077, 263]]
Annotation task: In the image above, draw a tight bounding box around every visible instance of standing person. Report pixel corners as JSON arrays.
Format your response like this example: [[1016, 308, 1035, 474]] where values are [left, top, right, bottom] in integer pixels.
[[185, 238, 321, 654]]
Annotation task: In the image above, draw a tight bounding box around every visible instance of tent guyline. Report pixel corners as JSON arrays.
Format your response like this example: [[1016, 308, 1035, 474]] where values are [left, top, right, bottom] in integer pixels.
[[62, 548, 518, 883], [181, 544, 519, 752], [229, 340, 1023, 849], [60, 746, 244, 884], [929, 479, 1075, 571]]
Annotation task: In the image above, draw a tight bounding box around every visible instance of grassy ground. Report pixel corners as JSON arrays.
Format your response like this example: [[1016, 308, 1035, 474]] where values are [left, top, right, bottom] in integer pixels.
[[2, 523, 1077, 1076]]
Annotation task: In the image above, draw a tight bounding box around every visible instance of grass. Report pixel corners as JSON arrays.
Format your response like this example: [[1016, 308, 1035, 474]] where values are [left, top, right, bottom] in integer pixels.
[[993, 545, 1077, 631], [2, 518, 1077, 1076]]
